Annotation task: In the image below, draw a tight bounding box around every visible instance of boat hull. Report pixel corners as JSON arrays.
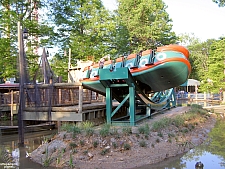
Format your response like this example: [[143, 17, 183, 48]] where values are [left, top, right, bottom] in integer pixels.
[[81, 46, 191, 94]]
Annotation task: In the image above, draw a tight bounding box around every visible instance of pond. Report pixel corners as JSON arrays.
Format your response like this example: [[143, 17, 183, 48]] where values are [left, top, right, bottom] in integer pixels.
[[0, 130, 59, 169], [135, 118, 225, 169], [0, 115, 225, 169]]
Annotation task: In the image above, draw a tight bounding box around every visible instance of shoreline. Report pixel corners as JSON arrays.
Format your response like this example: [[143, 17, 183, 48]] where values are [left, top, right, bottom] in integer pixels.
[[30, 106, 217, 169]]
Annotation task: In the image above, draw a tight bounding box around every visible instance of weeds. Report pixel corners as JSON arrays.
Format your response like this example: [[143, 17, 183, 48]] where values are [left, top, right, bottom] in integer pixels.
[[138, 124, 150, 135], [151, 117, 172, 131], [112, 142, 117, 149], [139, 140, 147, 147], [80, 140, 85, 147], [81, 121, 94, 130], [42, 146, 52, 167], [122, 127, 132, 136], [100, 149, 109, 155], [93, 141, 99, 148], [69, 153, 73, 168], [99, 124, 110, 137], [123, 143, 131, 150], [69, 142, 78, 149]]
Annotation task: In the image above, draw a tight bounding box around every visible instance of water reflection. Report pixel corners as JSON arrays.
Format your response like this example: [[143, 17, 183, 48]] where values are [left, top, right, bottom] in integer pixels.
[[0, 130, 59, 169], [176, 100, 221, 107], [135, 119, 225, 169]]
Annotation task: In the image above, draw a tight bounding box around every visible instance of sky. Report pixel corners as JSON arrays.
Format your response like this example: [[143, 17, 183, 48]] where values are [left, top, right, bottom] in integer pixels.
[[102, 0, 225, 42]]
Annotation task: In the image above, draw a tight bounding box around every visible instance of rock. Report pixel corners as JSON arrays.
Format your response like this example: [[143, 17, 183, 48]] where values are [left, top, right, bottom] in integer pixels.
[[88, 152, 94, 158], [105, 146, 110, 149]]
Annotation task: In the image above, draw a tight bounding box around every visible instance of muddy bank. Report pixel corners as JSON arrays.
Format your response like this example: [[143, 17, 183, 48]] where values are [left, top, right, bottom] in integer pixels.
[[30, 106, 217, 169]]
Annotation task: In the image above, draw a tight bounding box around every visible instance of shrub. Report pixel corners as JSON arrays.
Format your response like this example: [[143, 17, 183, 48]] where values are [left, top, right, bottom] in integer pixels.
[[86, 128, 94, 136], [69, 142, 77, 149], [157, 132, 163, 138], [172, 115, 185, 127], [99, 124, 110, 137], [110, 127, 119, 136], [80, 140, 85, 146], [112, 142, 117, 149], [139, 140, 147, 147], [151, 117, 172, 131], [124, 143, 131, 150], [122, 127, 132, 135], [93, 141, 99, 148], [138, 124, 150, 135], [81, 121, 94, 130], [100, 149, 109, 156]]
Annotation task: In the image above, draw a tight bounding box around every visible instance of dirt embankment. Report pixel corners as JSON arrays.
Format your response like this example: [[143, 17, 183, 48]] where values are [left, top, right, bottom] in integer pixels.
[[30, 106, 217, 169]]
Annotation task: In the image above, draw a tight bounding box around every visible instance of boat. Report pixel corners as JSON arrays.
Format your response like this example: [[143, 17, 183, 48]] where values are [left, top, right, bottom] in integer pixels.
[[81, 44, 191, 94]]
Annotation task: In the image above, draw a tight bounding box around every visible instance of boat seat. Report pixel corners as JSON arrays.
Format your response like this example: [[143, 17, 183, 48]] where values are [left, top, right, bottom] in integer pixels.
[[115, 57, 125, 68], [82, 66, 91, 79], [103, 60, 114, 70], [125, 54, 138, 69], [139, 49, 154, 67], [90, 64, 99, 78]]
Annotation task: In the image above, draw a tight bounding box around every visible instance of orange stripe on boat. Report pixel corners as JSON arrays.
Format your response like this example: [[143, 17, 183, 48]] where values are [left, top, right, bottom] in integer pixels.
[[142, 49, 152, 56], [82, 58, 191, 82], [127, 54, 136, 60], [83, 66, 90, 71], [81, 76, 100, 82], [130, 58, 191, 74], [116, 57, 124, 62], [92, 63, 99, 68], [157, 45, 189, 59], [104, 60, 113, 65]]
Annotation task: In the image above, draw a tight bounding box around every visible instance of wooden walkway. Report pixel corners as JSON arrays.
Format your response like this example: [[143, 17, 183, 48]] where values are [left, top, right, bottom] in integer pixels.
[[23, 102, 110, 122]]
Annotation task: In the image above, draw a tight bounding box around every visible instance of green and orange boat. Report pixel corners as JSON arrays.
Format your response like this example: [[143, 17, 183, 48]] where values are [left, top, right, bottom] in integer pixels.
[[81, 44, 191, 94]]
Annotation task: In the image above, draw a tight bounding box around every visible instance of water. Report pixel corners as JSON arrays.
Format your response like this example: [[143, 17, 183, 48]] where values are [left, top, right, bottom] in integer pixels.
[[135, 118, 225, 169], [1, 106, 225, 169], [136, 145, 225, 169], [0, 130, 59, 169]]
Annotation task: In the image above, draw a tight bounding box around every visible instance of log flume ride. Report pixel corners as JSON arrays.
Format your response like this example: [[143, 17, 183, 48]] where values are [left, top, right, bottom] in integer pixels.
[[80, 44, 191, 125]]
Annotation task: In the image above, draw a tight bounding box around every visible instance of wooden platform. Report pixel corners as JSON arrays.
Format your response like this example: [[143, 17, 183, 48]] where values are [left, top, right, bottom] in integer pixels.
[[23, 102, 112, 122], [0, 123, 55, 135]]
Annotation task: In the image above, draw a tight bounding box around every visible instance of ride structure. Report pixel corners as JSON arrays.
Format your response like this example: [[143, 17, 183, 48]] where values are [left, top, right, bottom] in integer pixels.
[[81, 44, 191, 126]]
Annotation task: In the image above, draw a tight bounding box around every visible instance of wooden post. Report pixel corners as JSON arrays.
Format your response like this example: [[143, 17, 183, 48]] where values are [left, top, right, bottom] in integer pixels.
[[57, 120, 61, 134], [78, 85, 83, 113], [11, 90, 13, 122], [18, 21, 25, 146], [222, 91, 225, 103], [204, 92, 206, 100]]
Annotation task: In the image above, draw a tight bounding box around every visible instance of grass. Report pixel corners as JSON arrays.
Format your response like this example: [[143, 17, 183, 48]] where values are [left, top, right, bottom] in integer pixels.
[[124, 143, 131, 150], [42, 146, 52, 167], [139, 140, 147, 147], [151, 104, 208, 131], [138, 124, 150, 135], [122, 127, 132, 135], [99, 123, 110, 137], [61, 123, 81, 138], [37, 104, 211, 168]]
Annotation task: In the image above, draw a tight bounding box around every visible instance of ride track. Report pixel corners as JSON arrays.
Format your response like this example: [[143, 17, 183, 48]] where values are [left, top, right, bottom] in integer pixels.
[[81, 44, 191, 125]]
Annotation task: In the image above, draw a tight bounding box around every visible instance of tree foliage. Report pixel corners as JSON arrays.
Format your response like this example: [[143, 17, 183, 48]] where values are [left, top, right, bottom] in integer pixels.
[[213, 0, 225, 7], [209, 119, 225, 159], [200, 38, 225, 93], [117, 0, 177, 52], [0, 0, 55, 82], [48, 0, 116, 63]]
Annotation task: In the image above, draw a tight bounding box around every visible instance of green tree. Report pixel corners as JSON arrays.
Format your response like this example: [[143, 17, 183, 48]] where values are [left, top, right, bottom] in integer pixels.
[[117, 0, 177, 53], [213, 0, 225, 7], [0, 0, 55, 82], [188, 39, 215, 81], [200, 38, 225, 93], [49, 53, 68, 82], [48, 0, 116, 63]]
